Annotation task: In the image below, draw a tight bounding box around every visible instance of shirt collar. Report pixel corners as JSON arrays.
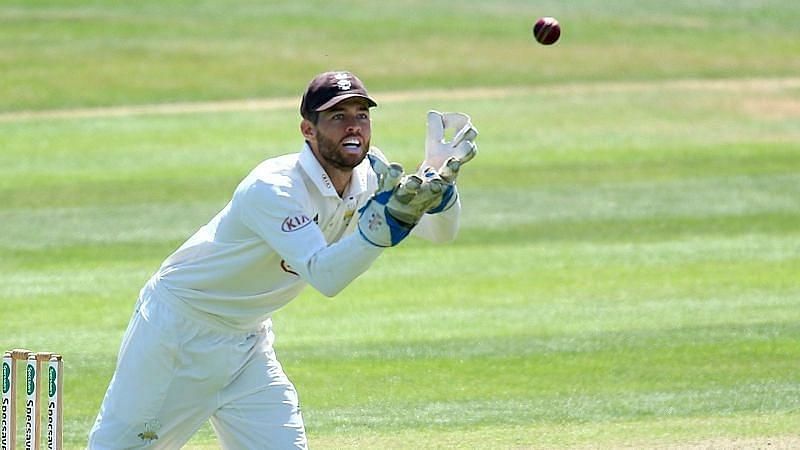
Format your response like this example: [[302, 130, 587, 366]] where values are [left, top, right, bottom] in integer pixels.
[[299, 142, 370, 198]]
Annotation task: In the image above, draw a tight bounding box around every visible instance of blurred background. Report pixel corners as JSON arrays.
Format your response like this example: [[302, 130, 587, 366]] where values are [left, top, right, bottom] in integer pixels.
[[1, 1, 799, 448]]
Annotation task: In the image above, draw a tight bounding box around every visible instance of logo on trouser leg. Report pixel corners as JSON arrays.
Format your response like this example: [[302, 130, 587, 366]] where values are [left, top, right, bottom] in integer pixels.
[[137, 420, 161, 443]]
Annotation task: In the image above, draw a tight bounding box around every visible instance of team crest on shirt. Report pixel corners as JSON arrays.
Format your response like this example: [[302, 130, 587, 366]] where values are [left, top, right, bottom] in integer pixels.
[[137, 420, 161, 443], [281, 214, 319, 232], [281, 259, 299, 276]]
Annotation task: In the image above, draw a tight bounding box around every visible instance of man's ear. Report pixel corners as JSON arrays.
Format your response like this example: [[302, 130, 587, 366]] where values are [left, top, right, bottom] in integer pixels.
[[300, 119, 316, 141]]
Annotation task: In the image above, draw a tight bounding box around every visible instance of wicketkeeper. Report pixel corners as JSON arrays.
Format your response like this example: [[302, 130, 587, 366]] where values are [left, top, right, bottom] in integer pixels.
[[88, 70, 478, 449]]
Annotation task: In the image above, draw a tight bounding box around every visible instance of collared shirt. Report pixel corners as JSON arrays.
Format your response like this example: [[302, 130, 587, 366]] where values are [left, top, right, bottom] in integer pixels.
[[153, 143, 459, 330]]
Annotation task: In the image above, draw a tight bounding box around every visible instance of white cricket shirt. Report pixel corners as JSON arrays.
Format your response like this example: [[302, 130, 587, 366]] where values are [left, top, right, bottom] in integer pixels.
[[152, 143, 460, 331]]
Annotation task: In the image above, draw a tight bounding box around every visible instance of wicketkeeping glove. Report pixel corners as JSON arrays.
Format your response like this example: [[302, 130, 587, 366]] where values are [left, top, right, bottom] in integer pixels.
[[420, 110, 478, 213], [358, 152, 455, 247], [357, 153, 413, 247], [388, 172, 450, 224]]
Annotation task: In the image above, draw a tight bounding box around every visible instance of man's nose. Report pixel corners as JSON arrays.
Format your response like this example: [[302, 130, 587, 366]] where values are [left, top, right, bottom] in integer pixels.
[[345, 119, 360, 133]]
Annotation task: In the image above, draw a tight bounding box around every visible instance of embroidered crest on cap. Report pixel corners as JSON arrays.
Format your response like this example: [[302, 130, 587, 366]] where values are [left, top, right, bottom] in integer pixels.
[[333, 72, 352, 90]]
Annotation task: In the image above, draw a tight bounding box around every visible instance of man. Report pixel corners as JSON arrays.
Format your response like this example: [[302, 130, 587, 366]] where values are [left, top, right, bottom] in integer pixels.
[[88, 70, 477, 449]]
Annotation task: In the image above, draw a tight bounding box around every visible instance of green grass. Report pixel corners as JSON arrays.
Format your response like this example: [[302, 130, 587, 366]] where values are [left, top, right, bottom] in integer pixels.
[[1, 1, 800, 448], [2, 0, 800, 110]]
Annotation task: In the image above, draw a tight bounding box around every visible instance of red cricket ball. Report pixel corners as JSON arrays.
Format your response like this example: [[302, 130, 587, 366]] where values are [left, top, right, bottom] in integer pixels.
[[533, 17, 560, 45]]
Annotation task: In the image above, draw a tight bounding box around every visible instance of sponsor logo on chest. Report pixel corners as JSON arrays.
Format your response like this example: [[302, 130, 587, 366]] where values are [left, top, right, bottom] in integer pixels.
[[281, 213, 319, 232], [281, 215, 312, 232]]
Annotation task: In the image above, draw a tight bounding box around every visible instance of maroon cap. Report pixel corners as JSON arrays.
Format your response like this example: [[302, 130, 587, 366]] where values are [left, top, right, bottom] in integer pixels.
[[300, 71, 377, 120]]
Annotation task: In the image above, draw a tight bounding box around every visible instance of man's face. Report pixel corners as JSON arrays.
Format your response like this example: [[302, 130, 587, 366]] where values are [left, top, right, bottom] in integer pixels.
[[304, 98, 372, 171]]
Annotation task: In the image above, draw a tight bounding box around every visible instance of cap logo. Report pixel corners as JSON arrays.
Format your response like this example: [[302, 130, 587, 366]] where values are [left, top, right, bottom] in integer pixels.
[[333, 72, 352, 91]]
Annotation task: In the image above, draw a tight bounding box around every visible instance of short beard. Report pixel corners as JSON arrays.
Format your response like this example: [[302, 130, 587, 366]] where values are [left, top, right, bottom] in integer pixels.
[[315, 131, 369, 170]]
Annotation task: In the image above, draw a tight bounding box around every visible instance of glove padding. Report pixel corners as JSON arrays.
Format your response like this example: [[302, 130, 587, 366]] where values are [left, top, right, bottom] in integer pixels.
[[418, 166, 457, 214], [388, 171, 450, 224], [357, 152, 409, 247], [422, 111, 478, 181], [358, 151, 455, 247], [420, 111, 478, 213]]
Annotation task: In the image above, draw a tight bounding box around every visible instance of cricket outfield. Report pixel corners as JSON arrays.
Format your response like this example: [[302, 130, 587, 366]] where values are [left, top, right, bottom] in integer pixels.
[[1, 1, 799, 448]]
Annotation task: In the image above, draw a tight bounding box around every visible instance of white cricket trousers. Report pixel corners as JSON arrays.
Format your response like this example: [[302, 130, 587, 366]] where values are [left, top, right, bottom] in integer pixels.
[[87, 282, 307, 449]]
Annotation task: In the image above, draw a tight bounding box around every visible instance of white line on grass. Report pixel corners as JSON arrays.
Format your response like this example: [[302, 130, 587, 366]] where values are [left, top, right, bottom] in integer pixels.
[[1, 77, 799, 123]]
